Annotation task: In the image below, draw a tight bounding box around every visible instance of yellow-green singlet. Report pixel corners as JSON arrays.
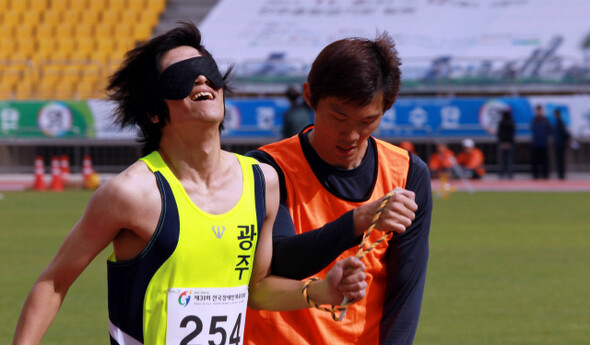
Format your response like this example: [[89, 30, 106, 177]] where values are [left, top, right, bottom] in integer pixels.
[[107, 151, 265, 345]]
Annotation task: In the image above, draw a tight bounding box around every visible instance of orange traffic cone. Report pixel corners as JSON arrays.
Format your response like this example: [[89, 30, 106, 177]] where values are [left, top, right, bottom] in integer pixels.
[[33, 156, 47, 191], [60, 154, 71, 185], [82, 155, 99, 189], [50, 156, 64, 191]]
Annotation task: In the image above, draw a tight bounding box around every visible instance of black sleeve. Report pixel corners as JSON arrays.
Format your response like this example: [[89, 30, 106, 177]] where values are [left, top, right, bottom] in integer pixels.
[[271, 206, 360, 279], [245, 149, 362, 280], [380, 153, 433, 345]]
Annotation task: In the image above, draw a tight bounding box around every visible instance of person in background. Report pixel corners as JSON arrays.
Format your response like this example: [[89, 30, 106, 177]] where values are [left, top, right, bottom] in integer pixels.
[[11, 22, 367, 345], [456, 138, 486, 179], [552, 108, 571, 180], [496, 109, 515, 179], [428, 142, 455, 179], [530, 104, 552, 179], [246, 32, 432, 345], [399, 140, 417, 155], [281, 85, 313, 138]]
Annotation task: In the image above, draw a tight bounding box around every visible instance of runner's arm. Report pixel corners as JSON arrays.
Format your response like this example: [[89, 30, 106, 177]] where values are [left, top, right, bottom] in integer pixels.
[[12, 176, 144, 345], [248, 164, 366, 311]]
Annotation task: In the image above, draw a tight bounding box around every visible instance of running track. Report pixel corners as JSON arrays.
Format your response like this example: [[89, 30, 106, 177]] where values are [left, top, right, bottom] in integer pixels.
[[431, 177, 590, 192], [2, 173, 590, 192]]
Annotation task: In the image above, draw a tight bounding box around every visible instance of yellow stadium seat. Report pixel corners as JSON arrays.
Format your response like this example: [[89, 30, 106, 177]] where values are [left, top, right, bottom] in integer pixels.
[[39, 64, 62, 83], [107, 0, 128, 11], [36, 39, 57, 61], [146, 0, 166, 14], [0, 50, 10, 61], [36, 23, 55, 40], [0, 70, 21, 89], [101, 8, 121, 25], [42, 9, 61, 26], [16, 40, 36, 59], [79, 75, 100, 90], [0, 25, 14, 38], [56, 37, 76, 58], [14, 24, 35, 40], [69, 49, 89, 62], [76, 81, 103, 99], [55, 23, 75, 37], [8, 0, 28, 11], [87, 0, 108, 12], [102, 60, 120, 77], [0, 39, 17, 53], [61, 9, 82, 26], [14, 73, 35, 99], [0, 78, 14, 89], [119, 8, 141, 22], [113, 22, 134, 39], [108, 49, 126, 63], [11, 50, 33, 62], [69, 0, 88, 12], [74, 22, 93, 39], [36, 80, 58, 100], [2, 10, 22, 27], [139, 8, 161, 24], [22, 10, 43, 27], [14, 81, 34, 100], [51, 50, 71, 62], [75, 38, 95, 57], [95, 23, 113, 37], [95, 37, 116, 53], [91, 50, 113, 65], [116, 37, 136, 55], [50, 0, 69, 11], [54, 80, 77, 99], [80, 10, 102, 25], [30, 0, 51, 12], [62, 64, 83, 82], [0, 81, 14, 100], [80, 63, 102, 81], [133, 22, 154, 41], [126, 0, 145, 11]]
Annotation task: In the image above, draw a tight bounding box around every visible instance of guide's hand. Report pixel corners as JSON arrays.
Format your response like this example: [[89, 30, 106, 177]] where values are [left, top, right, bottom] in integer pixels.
[[323, 257, 367, 305]]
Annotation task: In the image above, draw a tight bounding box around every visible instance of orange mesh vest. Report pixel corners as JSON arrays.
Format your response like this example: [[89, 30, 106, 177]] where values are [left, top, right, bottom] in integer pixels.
[[245, 133, 410, 345]]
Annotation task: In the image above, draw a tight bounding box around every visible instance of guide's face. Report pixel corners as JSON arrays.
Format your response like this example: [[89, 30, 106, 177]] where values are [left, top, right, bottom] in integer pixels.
[[309, 94, 383, 169]]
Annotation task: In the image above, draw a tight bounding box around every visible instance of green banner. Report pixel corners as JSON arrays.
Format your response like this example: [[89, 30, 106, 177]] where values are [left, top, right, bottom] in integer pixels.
[[0, 100, 95, 139]]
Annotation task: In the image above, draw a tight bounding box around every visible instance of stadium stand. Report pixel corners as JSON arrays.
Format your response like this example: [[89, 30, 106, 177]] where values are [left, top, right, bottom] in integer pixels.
[[153, 0, 219, 36], [0, 0, 167, 100], [0, 0, 588, 177]]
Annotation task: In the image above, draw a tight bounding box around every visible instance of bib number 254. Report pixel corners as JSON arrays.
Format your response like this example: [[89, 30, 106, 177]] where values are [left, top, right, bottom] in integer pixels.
[[178, 313, 242, 345]]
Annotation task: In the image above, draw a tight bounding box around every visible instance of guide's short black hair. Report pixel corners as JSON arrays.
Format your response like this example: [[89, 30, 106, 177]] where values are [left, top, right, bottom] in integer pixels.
[[307, 32, 402, 112]]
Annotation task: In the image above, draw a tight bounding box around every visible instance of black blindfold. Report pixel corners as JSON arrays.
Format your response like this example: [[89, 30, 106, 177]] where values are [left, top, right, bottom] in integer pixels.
[[157, 56, 224, 100]]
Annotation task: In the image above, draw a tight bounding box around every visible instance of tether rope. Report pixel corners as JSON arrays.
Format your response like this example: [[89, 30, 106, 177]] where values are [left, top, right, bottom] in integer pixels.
[[302, 191, 395, 321]]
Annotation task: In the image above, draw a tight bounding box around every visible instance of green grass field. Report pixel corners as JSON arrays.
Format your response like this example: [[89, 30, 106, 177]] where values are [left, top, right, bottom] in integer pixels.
[[1, 190, 589, 344]]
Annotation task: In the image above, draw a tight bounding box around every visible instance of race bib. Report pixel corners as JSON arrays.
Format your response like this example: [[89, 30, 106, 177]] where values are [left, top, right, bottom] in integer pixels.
[[167, 286, 248, 345]]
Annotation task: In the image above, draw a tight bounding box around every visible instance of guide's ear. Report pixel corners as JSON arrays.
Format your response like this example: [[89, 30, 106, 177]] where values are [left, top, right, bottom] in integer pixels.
[[302, 82, 312, 109]]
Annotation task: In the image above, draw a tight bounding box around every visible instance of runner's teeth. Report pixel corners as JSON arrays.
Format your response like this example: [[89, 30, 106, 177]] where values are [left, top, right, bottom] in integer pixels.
[[193, 92, 213, 101]]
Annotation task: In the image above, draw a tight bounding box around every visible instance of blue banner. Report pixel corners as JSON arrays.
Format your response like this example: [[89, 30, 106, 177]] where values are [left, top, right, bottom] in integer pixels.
[[2, 96, 586, 142], [376, 97, 535, 140], [220, 96, 583, 141]]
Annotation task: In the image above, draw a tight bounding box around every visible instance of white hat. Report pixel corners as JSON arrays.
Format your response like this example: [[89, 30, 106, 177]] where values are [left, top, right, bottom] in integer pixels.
[[462, 138, 474, 148]]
